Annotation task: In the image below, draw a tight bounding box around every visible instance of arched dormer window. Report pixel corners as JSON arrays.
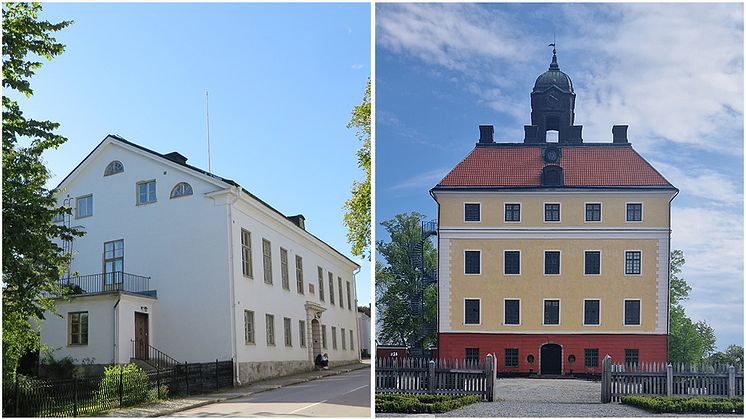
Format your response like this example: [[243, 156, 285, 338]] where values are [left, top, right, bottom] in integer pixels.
[[104, 160, 124, 176], [541, 165, 564, 186], [170, 182, 193, 199]]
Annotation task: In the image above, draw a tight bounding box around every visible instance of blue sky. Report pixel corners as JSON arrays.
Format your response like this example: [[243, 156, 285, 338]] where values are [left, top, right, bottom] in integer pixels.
[[376, 3, 743, 349], [20, 3, 371, 305]]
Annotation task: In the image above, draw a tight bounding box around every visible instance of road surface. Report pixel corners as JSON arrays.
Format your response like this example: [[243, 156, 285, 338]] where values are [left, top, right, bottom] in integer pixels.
[[170, 367, 370, 417]]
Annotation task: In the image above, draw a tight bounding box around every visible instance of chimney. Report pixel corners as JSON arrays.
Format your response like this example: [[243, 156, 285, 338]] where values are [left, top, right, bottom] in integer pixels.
[[287, 214, 305, 230], [524, 125, 540, 143], [478, 125, 494, 144], [164, 152, 188, 165], [612, 125, 629, 143]]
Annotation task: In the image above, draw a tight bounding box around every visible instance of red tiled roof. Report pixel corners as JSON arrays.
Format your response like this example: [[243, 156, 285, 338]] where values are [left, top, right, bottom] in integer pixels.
[[436, 145, 674, 188]]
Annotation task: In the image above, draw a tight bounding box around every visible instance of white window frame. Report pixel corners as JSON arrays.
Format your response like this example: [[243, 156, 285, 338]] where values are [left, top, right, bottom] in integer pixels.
[[136, 179, 157, 205], [503, 249, 521, 276], [464, 249, 482, 276], [170, 182, 193, 199], [265, 314, 275, 346], [75, 194, 93, 219], [241, 229, 253, 279], [280, 247, 290, 290], [503, 298, 521, 326], [262, 238, 273, 285], [504, 202, 522, 223], [584, 202, 603, 223], [625, 202, 644, 223], [463, 202, 482, 223], [283, 317, 292, 347], [584, 250, 603, 276], [299, 320, 306, 348], [331, 326, 337, 350], [543, 202, 561, 223], [244, 310, 255, 345], [624, 299, 642, 326], [624, 250, 643, 276], [464, 298, 481, 326], [341, 327, 347, 350], [543, 250, 561, 276], [582, 299, 601, 326], [542, 298, 561, 326]]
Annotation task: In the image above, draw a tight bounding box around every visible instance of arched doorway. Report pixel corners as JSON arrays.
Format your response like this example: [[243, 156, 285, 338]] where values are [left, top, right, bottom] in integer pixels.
[[540, 343, 562, 375], [311, 319, 321, 359]]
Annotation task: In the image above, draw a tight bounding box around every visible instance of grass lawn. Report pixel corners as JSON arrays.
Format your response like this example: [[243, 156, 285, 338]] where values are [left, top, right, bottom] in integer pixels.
[[375, 393, 481, 414]]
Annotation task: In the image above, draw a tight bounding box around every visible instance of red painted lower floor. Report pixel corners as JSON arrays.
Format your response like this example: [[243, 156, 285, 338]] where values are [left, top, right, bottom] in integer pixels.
[[439, 333, 668, 375]]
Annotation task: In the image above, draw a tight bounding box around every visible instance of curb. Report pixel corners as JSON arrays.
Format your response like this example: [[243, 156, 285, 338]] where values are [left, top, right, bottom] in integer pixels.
[[149, 363, 369, 417]]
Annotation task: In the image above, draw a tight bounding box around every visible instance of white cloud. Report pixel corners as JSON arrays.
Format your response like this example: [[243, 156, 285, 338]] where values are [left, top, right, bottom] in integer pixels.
[[351, 64, 364, 70], [388, 167, 450, 191], [651, 160, 743, 206]]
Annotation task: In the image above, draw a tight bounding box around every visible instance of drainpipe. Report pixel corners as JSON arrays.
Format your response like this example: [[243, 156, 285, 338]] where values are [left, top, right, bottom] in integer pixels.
[[226, 187, 240, 384], [353, 265, 361, 362], [113, 297, 121, 364]]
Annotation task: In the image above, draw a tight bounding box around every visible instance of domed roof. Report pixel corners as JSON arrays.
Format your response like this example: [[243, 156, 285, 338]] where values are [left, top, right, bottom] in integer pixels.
[[533, 51, 574, 94]]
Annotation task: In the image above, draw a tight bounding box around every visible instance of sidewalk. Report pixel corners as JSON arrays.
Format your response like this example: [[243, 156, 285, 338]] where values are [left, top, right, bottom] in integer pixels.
[[103, 361, 370, 417]]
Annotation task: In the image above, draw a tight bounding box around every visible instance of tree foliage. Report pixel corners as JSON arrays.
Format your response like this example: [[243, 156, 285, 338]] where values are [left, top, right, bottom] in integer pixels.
[[376, 212, 436, 347], [707, 345, 744, 370], [2, 2, 79, 380], [343, 79, 371, 260]]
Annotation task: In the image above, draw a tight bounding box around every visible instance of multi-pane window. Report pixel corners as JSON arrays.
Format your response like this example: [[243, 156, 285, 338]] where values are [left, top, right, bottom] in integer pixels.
[[137, 180, 156, 205], [104, 160, 124, 176], [346, 281, 352, 310], [465, 251, 481, 274], [465, 299, 480, 325], [299, 320, 306, 347], [465, 348, 480, 364], [76, 195, 93, 218], [69, 312, 88, 345], [338, 277, 344, 309], [625, 251, 641, 274], [295, 255, 304, 294], [284, 317, 292, 347], [341, 328, 347, 350], [241, 229, 253, 278], [464, 203, 481, 222], [265, 314, 275, 345], [544, 203, 560, 222], [585, 251, 601, 275], [504, 299, 520, 325], [544, 251, 560, 275], [317, 267, 325, 301], [505, 348, 519, 368], [585, 203, 601, 222], [626, 203, 642, 222], [280, 248, 290, 290], [350, 329, 354, 351], [584, 300, 600, 325], [104, 240, 124, 285], [504, 251, 520, 275], [329, 272, 335, 305], [584, 348, 599, 368], [262, 239, 273, 284], [544, 300, 560, 325], [321, 325, 327, 349], [625, 349, 639, 365], [331, 326, 338, 349], [244, 310, 255, 344], [505, 203, 521, 222], [170, 182, 193, 198], [624, 300, 641, 325]]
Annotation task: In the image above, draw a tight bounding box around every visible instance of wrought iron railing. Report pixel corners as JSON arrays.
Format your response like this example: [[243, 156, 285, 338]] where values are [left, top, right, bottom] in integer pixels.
[[132, 338, 180, 369], [55, 272, 151, 296]]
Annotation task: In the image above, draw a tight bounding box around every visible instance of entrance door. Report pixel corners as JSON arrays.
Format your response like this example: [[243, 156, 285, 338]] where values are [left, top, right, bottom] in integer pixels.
[[135, 312, 149, 360], [311, 319, 321, 358], [540, 343, 562, 375]]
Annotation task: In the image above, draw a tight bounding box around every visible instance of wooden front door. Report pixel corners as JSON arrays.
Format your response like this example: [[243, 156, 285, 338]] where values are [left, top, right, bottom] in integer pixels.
[[540, 343, 562, 375], [135, 312, 149, 360]]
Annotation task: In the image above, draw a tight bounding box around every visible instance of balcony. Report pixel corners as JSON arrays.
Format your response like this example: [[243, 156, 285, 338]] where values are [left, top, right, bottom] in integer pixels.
[[55, 272, 153, 296]]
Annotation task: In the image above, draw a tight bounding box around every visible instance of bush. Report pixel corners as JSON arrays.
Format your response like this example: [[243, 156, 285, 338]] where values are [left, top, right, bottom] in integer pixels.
[[98, 363, 152, 406], [41, 353, 79, 379], [621, 396, 744, 414], [375, 393, 481, 413]]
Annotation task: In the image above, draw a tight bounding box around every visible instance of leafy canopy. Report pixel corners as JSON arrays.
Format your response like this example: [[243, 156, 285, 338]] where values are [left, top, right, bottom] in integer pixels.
[[343, 79, 371, 260]]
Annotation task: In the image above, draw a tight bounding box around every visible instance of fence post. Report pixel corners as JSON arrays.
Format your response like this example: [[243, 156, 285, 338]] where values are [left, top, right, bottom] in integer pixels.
[[485, 353, 494, 402], [666, 363, 673, 396], [185, 362, 190, 395], [427, 360, 435, 394], [119, 364, 124, 407], [601, 355, 611, 403], [728, 365, 735, 397], [157, 365, 161, 399], [215, 359, 219, 390], [73, 377, 78, 417]]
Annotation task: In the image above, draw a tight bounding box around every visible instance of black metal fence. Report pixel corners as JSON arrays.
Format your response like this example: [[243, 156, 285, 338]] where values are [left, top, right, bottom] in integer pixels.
[[3, 359, 234, 417], [56, 272, 151, 295]]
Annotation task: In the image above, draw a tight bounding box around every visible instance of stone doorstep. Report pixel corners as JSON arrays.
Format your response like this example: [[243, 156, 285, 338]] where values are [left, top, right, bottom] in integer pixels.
[[102, 362, 369, 417]]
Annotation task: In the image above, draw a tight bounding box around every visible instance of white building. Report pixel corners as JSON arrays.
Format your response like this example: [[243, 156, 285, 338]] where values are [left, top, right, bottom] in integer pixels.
[[41, 134, 361, 383], [357, 306, 371, 357]]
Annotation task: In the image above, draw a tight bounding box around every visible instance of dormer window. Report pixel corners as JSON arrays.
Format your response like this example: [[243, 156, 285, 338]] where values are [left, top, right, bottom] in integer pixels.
[[541, 165, 563, 186], [104, 160, 124, 176], [170, 182, 193, 199]]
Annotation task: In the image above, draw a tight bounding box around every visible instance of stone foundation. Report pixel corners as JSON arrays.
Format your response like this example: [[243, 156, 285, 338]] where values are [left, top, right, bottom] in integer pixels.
[[237, 359, 360, 384]]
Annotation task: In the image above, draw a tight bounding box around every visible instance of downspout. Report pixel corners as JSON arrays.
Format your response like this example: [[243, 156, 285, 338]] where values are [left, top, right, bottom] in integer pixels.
[[666, 188, 679, 364], [353, 265, 361, 361], [226, 187, 240, 384], [429, 188, 440, 355], [113, 297, 121, 364]]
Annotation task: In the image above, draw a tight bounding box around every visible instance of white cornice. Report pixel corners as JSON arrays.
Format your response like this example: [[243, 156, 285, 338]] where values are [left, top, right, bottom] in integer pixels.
[[439, 228, 670, 240]]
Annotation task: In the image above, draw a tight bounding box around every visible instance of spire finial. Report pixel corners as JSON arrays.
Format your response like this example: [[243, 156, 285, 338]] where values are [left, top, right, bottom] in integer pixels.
[[548, 36, 559, 70]]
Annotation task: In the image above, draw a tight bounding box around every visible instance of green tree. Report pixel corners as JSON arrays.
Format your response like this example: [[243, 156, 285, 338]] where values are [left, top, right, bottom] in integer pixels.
[[708, 345, 744, 369], [343, 79, 371, 260], [376, 212, 436, 347], [2, 3, 79, 380]]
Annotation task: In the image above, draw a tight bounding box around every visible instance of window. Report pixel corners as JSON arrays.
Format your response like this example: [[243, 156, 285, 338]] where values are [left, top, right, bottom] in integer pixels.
[[331, 326, 338, 349], [625, 251, 641, 275], [244, 310, 255, 344], [328, 272, 335, 305], [338, 277, 344, 308], [584, 300, 600, 325], [626, 203, 642, 222], [505, 203, 521, 222], [241, 230, 253, 278], [317, 267, 325, 301], [284, 317, 292, 347], [137, 180, 156, 205], [280, 248, 290, 290], [544, 203, 560, 222], [465, 299, 480, 325], [299, 320, 306, 347], [625, 349, 639, 365], [295, 255, 304, 294], [262, 239, 273, 284], [505, 348, 519, 368], [265, 314, 275, 345], [465, 348, 480, 364], [52, 212, 65, 223], [170, 182, 193, 198], [346, 281, 352, 310], [69, 312, 88, 345], [464, 250, 481, 275], [504, 299, 520, 325], [341, 328, 347, 350], [544, 300, 560, 325], [76, 195, 93, 218], [624, 300, 641, 326], [544, 251, 560, 275], [585, 203, 601, 222], [464, 203, 481, 222], [585, 251, 601, 275], [504, 251, 520, 275], [350, 329, 354, 350], [103, 240, 124, 285], [584, 349, 599, 368], [321, 325, 327, 349], [104, 160, 124, 176]]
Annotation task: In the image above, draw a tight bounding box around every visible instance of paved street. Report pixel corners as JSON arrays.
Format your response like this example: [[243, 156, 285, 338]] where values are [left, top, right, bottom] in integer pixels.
[[170, 367, 370, 417]]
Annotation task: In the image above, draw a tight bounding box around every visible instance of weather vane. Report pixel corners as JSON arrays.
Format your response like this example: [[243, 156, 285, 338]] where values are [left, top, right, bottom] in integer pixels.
[[548, 32, 556, 55]]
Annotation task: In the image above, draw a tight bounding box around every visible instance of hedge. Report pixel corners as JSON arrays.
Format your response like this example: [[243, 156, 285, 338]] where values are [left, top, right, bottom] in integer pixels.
[[375, 393, 481, 413], [621, 396, 744, 414]]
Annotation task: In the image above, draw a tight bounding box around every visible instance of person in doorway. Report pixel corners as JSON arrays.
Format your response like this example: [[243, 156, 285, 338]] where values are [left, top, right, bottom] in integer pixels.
[[322, 353, 329, 369], [314, 353, 324, 369]]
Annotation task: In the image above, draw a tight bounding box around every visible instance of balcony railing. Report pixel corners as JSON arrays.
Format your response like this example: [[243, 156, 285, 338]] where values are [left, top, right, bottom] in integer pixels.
[[56, 272, 151, 296]]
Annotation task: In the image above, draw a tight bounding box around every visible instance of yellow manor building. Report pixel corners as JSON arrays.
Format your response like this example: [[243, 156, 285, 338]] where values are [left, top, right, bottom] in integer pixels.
[[432, 50, 678, 375]]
